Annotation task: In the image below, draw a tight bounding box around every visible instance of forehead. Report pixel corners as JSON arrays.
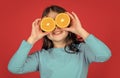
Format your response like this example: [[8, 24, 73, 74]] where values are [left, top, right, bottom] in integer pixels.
[[47, 11, 58, 19]]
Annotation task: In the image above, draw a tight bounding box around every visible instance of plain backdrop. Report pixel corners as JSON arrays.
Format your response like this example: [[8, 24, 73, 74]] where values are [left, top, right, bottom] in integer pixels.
[[0, 0, 120, 78]]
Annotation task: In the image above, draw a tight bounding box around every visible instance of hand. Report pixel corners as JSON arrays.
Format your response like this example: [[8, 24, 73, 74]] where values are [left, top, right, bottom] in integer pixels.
[[27, 18, 49, 44], [63, 12, 90, 40]]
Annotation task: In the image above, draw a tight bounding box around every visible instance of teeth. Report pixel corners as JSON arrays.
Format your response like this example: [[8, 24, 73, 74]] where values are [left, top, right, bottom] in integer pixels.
[[53, 31, 61, 35]]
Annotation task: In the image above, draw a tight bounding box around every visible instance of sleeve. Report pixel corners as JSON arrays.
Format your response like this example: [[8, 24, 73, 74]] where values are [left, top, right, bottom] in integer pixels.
[[79, 34, 112, 63], [8, 40, 40, 74]]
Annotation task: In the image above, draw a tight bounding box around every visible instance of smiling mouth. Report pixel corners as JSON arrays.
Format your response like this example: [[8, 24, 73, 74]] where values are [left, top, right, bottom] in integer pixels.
[[53, 31, 63, 35]]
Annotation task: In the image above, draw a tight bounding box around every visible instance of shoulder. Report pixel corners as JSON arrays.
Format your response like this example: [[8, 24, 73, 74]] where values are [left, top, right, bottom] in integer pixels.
[[77, 34, 96, 51], [37, 49, 52, 56], [77, 42, 87, 51]]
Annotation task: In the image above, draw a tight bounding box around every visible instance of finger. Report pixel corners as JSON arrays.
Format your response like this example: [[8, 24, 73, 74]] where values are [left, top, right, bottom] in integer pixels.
[[36, 18, 41, 25], [32, 21, 36, 29], [62, 28, 71, 32], [36, 25, 40, 30], [33, 18, 41, 28], [32, 20, 37, 28], [32, 18, 41, 26], [42, 32, 51, 36], [66, 12, 74, 20], [32, 23, 39, 33], [35, 18, 41, 22], [71, 12, 79, 20]]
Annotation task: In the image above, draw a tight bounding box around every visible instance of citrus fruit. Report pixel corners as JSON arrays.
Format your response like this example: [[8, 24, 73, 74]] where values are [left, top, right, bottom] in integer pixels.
[[40, 17, 56, 32], [55, 13, 70, 28]]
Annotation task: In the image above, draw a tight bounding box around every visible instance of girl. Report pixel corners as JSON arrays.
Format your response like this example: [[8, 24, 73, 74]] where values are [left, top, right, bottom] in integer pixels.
[[8, 5, 111, 78]]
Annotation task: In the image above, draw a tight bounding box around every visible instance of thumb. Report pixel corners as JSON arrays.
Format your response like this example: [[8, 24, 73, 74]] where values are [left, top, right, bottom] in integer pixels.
[[62, 28, 71, 32], [42, 32, 51, 36]]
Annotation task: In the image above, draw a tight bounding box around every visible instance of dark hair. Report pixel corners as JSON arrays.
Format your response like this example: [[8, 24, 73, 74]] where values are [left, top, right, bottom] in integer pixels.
[[41, 5, 84, 54]]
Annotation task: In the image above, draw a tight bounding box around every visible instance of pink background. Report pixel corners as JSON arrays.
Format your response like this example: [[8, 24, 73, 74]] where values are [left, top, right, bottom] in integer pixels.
[[0, 0, 120, 78]]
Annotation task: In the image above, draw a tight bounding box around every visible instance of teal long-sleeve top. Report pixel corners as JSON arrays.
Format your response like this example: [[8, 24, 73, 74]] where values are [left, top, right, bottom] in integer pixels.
[[8, 34, 111, 78]]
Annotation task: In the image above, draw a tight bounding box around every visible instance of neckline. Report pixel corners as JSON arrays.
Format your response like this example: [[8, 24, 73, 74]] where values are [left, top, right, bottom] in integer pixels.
[[52, 47, 64, 50]]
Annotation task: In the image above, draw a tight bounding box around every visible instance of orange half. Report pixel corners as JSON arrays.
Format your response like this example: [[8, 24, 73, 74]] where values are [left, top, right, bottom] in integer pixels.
[[55, 13, 70, 28], [40, 17, 55, 32]]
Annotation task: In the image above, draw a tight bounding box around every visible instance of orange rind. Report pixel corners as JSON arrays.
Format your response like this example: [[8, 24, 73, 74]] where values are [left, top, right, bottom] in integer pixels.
[[40, 13, 70, 32], [55, 13, 70, 28], [40, 17, 55, 32]]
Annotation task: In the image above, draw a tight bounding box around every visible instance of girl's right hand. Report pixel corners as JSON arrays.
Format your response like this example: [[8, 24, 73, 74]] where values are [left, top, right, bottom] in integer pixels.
[[27, 18, 49, 44]]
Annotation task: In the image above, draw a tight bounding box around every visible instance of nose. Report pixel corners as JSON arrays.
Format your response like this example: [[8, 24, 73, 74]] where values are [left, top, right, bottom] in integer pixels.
[[54, 26, 61, 31]]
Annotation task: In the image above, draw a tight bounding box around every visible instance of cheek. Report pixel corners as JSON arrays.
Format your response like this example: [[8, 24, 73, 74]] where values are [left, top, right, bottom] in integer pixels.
[[64, 31, 69, 37], [46, 33, 53, 40], [46, 34, 51, 39]]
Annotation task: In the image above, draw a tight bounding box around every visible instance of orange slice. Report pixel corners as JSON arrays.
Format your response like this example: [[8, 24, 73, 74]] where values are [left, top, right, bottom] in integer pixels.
[[40, 17, 55, 32], [55, 13, 70, 28]]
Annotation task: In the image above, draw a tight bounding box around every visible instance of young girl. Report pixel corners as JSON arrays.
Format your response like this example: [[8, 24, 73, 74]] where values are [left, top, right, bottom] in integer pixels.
[[8, 5, 111, 78]]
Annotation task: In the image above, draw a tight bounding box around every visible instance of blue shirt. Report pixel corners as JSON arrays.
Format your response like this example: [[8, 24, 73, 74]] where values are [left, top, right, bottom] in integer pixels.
[[8, 34, 111, 78]]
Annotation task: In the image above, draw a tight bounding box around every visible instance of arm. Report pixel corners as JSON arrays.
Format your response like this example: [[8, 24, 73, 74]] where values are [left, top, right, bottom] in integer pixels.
[[64, 12, 111, 63], [82, 34, 111, 63], [8, 40, 40, 74], [8, 18, 49, 74]]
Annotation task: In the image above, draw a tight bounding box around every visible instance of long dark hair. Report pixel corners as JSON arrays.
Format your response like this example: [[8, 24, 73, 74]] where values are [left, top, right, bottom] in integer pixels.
[[41, 5, 84, 54]]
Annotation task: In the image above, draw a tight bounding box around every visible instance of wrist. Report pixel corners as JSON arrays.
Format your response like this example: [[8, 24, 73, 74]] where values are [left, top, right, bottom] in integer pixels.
[[78, 28, 90, 40], [27, 36, 37, 45]]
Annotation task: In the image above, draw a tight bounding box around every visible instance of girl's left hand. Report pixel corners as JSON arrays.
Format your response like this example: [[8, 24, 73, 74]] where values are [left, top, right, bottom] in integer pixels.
[[63, 12, 90, 39], [63, 12, 83, 35]]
